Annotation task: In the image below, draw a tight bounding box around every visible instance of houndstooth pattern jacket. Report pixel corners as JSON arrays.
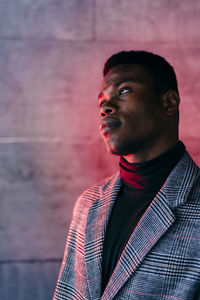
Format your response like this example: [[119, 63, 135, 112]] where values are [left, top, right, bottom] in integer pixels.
[[53, 151, 200, 300]]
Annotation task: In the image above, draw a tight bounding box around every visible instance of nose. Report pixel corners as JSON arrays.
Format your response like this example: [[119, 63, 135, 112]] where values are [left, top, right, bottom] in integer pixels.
[[100, 101, 117, 117]]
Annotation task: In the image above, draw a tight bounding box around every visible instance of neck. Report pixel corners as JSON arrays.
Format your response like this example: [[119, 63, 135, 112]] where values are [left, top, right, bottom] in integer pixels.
[[123, 136, 179, 163]]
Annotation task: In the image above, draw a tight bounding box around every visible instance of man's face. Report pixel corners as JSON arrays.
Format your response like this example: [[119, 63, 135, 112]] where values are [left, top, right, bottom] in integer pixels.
[[98, 64, 166, 158]]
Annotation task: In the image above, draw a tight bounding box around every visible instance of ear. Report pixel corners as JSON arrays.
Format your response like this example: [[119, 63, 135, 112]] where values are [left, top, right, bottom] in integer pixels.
[[162, 90, 180, 116]]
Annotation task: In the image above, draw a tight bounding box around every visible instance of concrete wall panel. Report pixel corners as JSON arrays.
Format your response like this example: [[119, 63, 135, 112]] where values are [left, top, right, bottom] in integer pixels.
[[0, 41, 101, 138], [96, 0, 200, 43], [0, 262, 60, 300], [0, 41, 200, 143], [0, 0, 93, 41]]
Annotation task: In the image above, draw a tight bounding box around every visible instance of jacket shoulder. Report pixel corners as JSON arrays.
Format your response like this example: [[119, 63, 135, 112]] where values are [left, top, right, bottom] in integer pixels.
[[72, 172, 120, 217], [82, 172, 120, 197], [166, 151, 200, 208]]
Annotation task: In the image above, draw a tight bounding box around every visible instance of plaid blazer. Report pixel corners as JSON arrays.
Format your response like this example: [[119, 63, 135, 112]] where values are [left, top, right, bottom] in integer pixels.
[[53, 151, 200, 300]]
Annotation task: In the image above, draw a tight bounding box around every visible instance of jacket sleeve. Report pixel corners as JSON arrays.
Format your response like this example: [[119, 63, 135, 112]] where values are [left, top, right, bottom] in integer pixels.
[[53, 174, 117, 300], [52, 187, 99, 300]]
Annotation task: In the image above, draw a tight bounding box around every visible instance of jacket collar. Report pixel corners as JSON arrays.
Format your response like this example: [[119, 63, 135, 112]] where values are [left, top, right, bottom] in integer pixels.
[[84, 151, 199, 300], [163, 151, 199, 208]]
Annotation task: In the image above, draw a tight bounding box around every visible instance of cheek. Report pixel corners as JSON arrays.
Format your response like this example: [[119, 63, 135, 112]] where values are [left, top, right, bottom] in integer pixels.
[[124, 108, 161, 135]]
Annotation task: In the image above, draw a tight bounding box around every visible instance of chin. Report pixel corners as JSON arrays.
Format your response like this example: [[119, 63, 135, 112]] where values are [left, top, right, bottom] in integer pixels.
[[105, 139, 131, 156], [105, 136, 144, 157]]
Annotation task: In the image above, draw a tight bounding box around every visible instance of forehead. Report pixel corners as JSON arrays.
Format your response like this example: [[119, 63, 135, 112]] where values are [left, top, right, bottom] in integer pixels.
[[101, 64, 154, 90]]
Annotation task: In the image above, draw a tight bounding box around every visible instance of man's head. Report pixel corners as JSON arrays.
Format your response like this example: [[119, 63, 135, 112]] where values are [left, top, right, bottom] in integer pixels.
[[98, 50, 180, 163]]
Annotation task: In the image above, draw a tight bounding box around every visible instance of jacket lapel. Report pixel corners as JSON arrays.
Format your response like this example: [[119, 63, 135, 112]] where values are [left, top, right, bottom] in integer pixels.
[[102, 151, 199, 300], [84, 172, 121, 300], [101, 188, 175, 299]]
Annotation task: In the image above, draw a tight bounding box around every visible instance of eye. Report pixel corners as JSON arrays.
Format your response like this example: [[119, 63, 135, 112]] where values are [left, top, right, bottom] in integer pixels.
[[119, 87, 132, 96]]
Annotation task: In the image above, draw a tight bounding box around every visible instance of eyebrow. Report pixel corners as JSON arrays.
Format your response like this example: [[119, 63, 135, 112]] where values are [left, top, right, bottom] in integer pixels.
[[98, 78, 138, 100]]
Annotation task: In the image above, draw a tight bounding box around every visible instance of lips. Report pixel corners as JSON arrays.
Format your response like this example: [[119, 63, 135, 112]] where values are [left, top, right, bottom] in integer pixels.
[[100, 117, 121, 135]]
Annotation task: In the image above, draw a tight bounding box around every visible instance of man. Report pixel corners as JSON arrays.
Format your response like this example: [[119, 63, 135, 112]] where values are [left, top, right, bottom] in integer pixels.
[[53, 51, 200, 300]]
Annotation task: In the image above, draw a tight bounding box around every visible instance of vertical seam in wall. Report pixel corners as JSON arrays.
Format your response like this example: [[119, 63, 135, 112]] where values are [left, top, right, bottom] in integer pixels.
[[91, 0, 97, 42]]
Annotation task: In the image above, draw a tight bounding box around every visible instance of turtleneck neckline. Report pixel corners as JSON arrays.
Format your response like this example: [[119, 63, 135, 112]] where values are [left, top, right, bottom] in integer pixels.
[[119, 141, 186, 191]]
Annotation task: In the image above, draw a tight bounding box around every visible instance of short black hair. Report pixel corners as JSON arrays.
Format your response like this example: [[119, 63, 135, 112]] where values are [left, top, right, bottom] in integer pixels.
[[103, 50, 179, 94]]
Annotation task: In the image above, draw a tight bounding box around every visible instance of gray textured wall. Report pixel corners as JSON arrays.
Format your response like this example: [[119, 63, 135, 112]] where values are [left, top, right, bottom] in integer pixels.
[[0, 1, 199, 299]]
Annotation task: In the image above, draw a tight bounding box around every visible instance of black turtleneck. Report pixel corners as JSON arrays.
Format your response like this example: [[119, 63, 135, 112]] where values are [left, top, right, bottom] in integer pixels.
[[102, 141, 186, 292]]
